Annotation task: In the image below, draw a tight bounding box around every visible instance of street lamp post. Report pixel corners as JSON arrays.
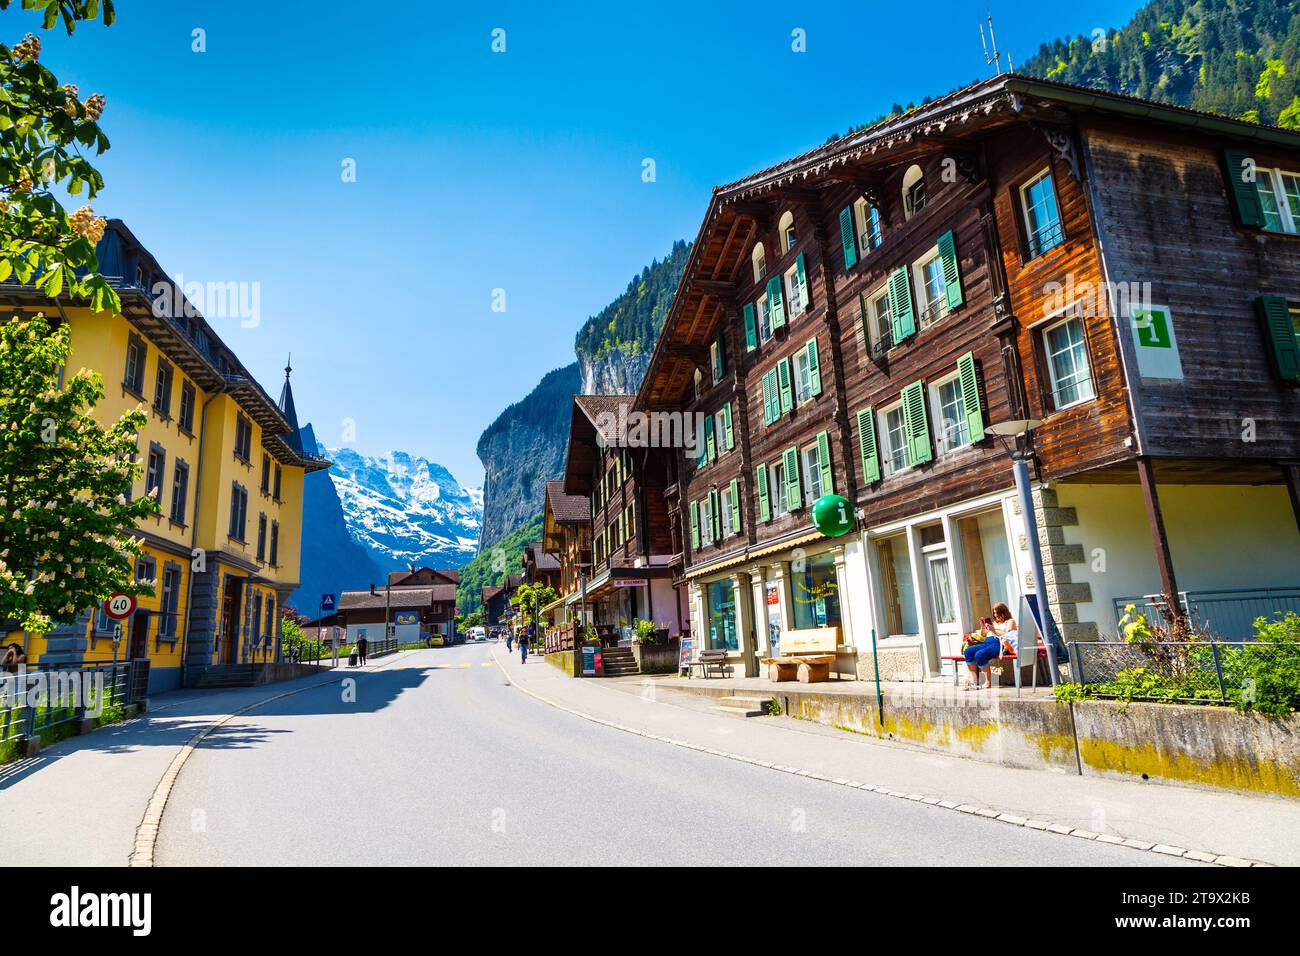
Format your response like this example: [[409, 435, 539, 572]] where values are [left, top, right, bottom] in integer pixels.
[[987, 418, 1062, 686]]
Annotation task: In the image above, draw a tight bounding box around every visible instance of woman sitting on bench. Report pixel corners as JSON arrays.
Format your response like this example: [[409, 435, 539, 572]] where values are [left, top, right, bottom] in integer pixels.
[[963, 602, 1017, 690]]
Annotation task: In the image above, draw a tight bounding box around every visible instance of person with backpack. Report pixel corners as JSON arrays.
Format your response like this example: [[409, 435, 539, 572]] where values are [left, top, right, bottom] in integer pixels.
[[518, 628, 530, 664]]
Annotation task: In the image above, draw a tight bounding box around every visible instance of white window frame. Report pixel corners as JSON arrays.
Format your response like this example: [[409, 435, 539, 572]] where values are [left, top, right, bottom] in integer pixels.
[[902, 164, 926, 220], [877, 401, 908, 478], [912, 246, 949, 328], [714, 409, 728, 456], [692, 368, 703, 400], [779, 210, 796, 253], [757, 293, 772, 343], [710, 340, 723, 386], [784, 263, 805, 318], [928, 371, 970, 457], [720, 485, 734, 537], [800, 443, 824, 508], [1042, 312, 1097, 410], [752, 243, 766, 283], [1255, 166, 1300, 234], [793, 348, 813, 405], [769, 461, 788, 517], [1020, 167, 1064, 257], [854, 197, 882, 253], [867, 286, 891, 350]]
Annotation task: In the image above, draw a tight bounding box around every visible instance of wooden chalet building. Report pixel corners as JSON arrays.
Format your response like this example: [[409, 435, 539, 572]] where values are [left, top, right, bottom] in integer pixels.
[[636, 74, 1300, 681], [539, 479, 591, 647], [482, 574, 523, 627], [338, 567, 459, 645], [556, 396, 685, 645], [522, 540, 561, 594]]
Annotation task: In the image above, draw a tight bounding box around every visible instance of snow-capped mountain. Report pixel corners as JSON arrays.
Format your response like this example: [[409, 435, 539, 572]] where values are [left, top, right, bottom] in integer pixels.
[[321, 442, 482, 574]]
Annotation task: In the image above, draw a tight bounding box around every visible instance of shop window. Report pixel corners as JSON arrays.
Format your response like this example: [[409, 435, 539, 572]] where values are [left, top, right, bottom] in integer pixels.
[[874, 535, 918, 636], [706, 579, 739, 651], [791, 552, 841, 630]]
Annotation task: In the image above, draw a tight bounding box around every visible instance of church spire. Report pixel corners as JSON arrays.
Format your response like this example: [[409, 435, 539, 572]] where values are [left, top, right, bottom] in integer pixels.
[[278, 354, 305, 456]]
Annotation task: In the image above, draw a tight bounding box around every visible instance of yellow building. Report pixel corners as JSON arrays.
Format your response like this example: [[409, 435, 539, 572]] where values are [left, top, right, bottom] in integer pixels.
[[4, 220, 329, 691]]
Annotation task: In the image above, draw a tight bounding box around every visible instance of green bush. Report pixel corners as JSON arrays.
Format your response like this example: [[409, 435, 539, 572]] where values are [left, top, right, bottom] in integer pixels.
[[1231, 613, 1300, 717]]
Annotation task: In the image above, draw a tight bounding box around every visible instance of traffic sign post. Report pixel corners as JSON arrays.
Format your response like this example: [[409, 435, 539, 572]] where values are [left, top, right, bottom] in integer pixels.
[[319, 593, 336, 666]]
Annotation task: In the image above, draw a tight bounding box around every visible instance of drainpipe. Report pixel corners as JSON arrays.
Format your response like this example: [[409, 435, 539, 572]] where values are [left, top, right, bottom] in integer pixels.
[[179, 391, 220, 687]]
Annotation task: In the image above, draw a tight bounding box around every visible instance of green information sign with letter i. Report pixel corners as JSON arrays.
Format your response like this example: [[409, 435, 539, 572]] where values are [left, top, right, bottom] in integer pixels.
[[1129, 303, 1183, 380], [811, 494, 854, 537]]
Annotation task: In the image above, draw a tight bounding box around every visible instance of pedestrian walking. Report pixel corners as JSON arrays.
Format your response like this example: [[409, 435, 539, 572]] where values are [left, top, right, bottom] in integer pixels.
[[519, 630, 529, 664], [506, 629, 514, 652], [356, 634, 369, 666]]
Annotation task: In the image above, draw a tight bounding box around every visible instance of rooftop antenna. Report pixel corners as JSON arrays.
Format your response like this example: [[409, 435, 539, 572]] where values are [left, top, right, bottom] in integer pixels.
[[980, 9, 1014, 76]]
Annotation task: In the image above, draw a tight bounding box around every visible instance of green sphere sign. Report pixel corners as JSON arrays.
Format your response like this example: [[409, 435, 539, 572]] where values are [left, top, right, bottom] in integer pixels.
[[811, 494, 854, 537]]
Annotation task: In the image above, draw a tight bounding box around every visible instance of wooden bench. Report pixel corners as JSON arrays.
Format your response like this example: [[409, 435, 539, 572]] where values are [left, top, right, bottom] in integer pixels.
[[688, 649, 733, 679], [942, 641, 1047, 687], [761, 654, 836, 684]]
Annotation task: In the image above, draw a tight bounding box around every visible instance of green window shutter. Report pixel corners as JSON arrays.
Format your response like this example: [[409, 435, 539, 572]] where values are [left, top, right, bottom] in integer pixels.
[[783, 446, 802, 510], [806, 337, 822, 397], [856, 407, 880, 484], [839, 206, 858, 270], [695, 416, 706, 468], [713, 333, 726, 380], [956, 351, 985, 442], [888, 265, 916, 341], [1223, 149, 1266, 228], [760, 372, 774, 425], [690, 500, 699, 549], [937, 229, 964, 310], [777, 358, 793, 414], [743, 302, 758, 352], [901, 380, 932, 466], [729, 477, 741, 533], [756, 463, 770, 522], [705, 414, 716, 462], [767, 275, 786, 329], [709, 487, 721, 541], [796, 252, 809, 308], [1257, 295, 1300, 381], [723, 402, 735, 450], [816, 430, 833, 495]]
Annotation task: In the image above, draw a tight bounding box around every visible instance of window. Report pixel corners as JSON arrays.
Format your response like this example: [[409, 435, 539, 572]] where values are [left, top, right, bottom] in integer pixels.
[[710, 338, 725, 385], [913, 247, 949, 327], [784, 262, 806, 317], [169, 459, 189, 524], [1021, 169, 1064, 257], [874, 534, 919, 635], [273, 464, 282, 501], [145, 443, 165, 505], [720, 484, 734, 537], [902, 164, 926, 220], [769, 461, 788, 517], [256, 513, 267, 562], [757, 293, 772, 343], [1043, 313, 1096, 409], [178, 380, 196, 434], [800, 443, 824, 508], [794, 348, 814, 404], [159, 564, 181, 638], [706, 578, 739, 651], [713, 409, 728, 456], [124, 334, 146, 395], [877, 402, 908, 477], [153, 357, 173, 417], [260, 454, 271, 493], [234, 414, 253, 462], [778, 210, 796, 252], [791, 552, 841, 631], [855, 198, 883, 253], [251, 592, 263, 647], [264, 597, 276, 650], [1254, 167, 1300, 233], [868, 287, 892, 352], [135, 555, 156, 586], [752, 243, 766, 282], [229, 482, 248, 540], [929, 373, 970, 455]]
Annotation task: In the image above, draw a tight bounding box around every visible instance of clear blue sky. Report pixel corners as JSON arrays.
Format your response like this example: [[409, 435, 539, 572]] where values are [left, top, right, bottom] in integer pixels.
[[31, 0, 1141, 486]]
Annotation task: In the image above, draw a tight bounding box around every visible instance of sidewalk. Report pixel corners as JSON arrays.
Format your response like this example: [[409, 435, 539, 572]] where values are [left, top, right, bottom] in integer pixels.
[[497, 647, 1296, 866], [0, 650, 416, 866]]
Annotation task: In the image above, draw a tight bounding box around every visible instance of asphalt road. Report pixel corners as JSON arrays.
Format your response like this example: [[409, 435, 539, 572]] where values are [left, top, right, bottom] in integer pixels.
[[155, 643, 1185, 866]]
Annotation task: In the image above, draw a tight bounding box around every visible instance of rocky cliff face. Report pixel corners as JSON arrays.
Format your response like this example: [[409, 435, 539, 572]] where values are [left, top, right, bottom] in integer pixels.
[[475, 242, 691, 553], [475, 362, 581, 550]]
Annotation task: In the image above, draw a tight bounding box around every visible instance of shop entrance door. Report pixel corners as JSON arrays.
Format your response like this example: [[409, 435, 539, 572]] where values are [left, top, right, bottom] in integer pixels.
[[926, 552, 961, 659]]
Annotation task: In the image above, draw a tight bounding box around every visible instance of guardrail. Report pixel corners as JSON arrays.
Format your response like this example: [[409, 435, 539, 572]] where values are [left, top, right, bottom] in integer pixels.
[[1, 660, 146, 748], [1113, 587, 1300, 640]]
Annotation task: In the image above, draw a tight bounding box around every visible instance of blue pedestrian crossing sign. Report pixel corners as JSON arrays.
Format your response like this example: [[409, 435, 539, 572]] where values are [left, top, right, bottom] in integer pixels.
[[320, 593, 336, 613]]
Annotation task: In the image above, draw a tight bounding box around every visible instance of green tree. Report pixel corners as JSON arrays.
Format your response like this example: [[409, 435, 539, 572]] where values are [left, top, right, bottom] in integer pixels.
[[1, 0, 120, 312], [510, 582, 558, 628], [0, 314, 156, 633]]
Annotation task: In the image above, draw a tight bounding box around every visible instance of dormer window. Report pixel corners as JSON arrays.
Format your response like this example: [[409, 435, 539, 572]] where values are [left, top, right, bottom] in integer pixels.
[[751, 243, 766, 283], [779, 211, 796, 253], [902, 164, 926, 220]]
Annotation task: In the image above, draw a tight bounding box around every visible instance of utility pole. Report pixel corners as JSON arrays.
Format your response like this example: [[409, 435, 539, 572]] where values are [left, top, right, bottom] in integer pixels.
[[384, 581, 392, 650]]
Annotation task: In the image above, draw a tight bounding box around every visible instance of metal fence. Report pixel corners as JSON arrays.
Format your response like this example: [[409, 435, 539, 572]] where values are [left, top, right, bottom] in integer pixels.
[[1112, 587, 1300, 640], [1068, 640, 1298, 705], [1, 660, 144, 747]]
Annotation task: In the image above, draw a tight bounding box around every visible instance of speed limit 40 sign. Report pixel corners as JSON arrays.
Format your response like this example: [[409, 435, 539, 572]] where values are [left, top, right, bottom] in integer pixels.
[[103, 593, 137, 620]]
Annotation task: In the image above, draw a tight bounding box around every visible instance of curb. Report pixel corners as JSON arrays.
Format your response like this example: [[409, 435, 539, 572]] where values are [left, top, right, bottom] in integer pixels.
[[492, 647, 1274, 868], [128, 652, 412, 867]]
